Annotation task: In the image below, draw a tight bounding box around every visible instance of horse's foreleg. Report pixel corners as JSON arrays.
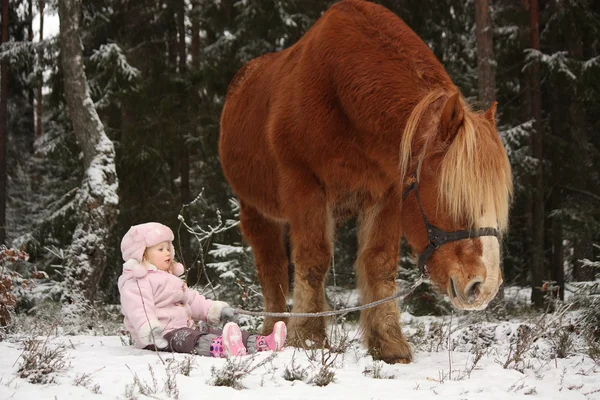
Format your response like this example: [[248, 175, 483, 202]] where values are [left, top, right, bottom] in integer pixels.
[[282, 171, 333, 348], [356, 189, 413, 364], [239, 202, 289, 334]]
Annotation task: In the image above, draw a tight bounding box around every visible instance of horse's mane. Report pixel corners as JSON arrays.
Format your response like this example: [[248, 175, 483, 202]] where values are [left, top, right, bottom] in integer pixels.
[[400, 90, 513, 231]]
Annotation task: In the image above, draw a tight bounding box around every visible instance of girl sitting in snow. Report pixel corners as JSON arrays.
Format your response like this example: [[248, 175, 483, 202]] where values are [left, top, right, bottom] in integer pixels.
[[118, 222, 286, 357]]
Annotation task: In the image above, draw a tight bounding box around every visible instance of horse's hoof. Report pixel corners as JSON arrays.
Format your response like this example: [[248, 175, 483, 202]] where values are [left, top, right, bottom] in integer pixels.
[[369, 340, 413, 364], [380, 355, 412, 364], [287, 327, 328, 349]]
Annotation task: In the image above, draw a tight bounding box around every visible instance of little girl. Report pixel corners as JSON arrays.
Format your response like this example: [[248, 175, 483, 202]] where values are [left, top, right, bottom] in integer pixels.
[[118, 222, 286, 357]]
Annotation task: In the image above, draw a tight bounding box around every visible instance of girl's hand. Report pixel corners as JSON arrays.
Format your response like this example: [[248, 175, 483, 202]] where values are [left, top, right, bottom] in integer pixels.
[[207, 300, 234, 326], [141, 325, 168, 349], [220, 307, 238, 324]]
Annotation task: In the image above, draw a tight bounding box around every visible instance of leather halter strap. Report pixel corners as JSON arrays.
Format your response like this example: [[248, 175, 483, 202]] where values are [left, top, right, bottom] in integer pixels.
[[402, 178, 501, 278]]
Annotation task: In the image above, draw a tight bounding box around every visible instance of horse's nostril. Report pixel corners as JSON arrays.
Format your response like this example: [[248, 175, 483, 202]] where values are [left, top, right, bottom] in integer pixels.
[[465, 280, 483, 302]]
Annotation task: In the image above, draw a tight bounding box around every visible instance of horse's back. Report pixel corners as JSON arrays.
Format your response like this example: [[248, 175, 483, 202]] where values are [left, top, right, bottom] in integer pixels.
[[219, 0, 452, 220]]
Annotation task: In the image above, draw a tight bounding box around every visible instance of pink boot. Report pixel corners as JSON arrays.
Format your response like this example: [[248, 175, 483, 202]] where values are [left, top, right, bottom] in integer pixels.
[[256, 321, 287, 352], [209, 322, 247, 357]]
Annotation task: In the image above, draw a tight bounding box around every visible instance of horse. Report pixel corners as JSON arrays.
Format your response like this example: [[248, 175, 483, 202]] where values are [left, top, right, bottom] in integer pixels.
[[219, 0, 512, 364]]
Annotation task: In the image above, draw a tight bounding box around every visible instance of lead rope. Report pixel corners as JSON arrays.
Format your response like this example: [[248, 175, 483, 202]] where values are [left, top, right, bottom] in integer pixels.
[[233, 274, 428, 318]]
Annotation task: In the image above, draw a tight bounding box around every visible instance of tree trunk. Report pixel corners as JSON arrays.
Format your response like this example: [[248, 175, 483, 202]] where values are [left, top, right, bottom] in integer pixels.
[[528, 0, 546, 307], [176, 0, 190, 205], [175, 0, 192, 272], [186, 0, 203, 284], [26, 0, 35, 152], [58, 0, 119, 313], [475, 0, 496, 107], [167, 1, 177, 72], [548, 94, 565, 301], [550, 210, 564, 301], [176, 0, 186, 74], [35, 0, 44, 140], [572, 243, 580, 281], [190, 0, 200, 69], [475, 0, 504, 307], [519, 4, 533, 288], [0, 0, 8, 245]]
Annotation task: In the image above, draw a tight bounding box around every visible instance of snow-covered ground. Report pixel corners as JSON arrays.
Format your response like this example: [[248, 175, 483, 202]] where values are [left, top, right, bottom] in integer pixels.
[[0, 332, 597, 400], [2, 281, 599, 399], [1, 305, 599, 400]]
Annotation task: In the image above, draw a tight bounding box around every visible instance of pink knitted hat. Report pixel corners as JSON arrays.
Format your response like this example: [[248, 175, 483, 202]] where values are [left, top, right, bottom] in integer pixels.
[[121, 222, 176, 263]]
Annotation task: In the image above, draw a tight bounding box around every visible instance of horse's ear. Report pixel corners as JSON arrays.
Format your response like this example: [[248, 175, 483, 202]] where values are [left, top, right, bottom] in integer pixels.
[[440, 92, 464, 142], [483, 101, 498, 123]]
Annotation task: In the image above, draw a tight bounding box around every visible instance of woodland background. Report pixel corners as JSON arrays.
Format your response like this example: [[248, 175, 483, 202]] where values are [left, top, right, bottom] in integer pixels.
[[1, 0, 600, 326]]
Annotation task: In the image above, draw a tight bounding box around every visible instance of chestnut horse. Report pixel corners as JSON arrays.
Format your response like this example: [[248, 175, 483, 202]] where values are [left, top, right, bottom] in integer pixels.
[[219, 0, 512, 363]]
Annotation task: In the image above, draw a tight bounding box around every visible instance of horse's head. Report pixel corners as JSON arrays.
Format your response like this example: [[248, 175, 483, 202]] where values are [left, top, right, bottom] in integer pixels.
[[400, 91, 513, 310]]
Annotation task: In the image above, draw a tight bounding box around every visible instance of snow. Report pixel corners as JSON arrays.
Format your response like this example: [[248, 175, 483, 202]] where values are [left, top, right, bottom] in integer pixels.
[[583, 56, 600, 71], [2, 277, 599, 399], [87, 136, 119, 206], [523, 49, 577, 81], [32, 8, 60, 40], [209, 244, 247, 259], [1, 313, 598, 400], [90, 43, 141, 82]]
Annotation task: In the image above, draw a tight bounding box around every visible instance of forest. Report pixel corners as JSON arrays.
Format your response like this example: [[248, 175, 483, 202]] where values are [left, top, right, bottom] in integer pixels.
[[1, 0, 599, 326]]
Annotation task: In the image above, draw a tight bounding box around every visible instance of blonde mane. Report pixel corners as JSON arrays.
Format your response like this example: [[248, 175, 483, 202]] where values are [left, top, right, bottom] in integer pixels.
[[400, 91, 513, 232]]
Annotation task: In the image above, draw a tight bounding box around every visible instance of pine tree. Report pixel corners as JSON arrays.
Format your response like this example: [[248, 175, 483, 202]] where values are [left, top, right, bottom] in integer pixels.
[[58, 0, 119, 317], [0, 0, 8, 245]]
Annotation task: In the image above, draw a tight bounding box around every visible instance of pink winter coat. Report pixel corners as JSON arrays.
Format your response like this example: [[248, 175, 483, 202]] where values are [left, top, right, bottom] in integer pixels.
[[118, 260, 214, 348]]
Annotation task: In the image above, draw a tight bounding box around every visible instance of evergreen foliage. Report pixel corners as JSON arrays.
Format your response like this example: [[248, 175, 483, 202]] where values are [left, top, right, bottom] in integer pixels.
[[1, 0, 599, 317]]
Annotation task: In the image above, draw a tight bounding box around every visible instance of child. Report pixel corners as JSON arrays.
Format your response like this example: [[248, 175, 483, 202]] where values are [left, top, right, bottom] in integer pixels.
[[118, 222, 286, 357]]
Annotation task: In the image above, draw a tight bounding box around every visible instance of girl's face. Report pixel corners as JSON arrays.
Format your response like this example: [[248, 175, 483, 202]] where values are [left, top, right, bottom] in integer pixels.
[[144, 241, 172, 271]]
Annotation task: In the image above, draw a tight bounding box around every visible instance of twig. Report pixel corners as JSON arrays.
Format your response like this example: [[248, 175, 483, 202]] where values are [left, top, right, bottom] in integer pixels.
[[448, 312, 453, 381], [135, 281, 165, 365]]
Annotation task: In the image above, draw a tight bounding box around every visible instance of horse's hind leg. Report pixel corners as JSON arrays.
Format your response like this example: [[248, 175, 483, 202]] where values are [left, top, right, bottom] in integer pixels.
[[239, 201, 289, 333], [356, 188, 412, 364]]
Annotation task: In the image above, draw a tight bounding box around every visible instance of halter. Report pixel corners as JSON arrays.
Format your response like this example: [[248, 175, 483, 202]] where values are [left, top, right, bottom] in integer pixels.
[[402, 173, 501, 279]]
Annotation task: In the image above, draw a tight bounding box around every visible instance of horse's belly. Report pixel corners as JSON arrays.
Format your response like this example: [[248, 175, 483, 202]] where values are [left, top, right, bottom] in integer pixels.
[[330, 190, 380, 223]]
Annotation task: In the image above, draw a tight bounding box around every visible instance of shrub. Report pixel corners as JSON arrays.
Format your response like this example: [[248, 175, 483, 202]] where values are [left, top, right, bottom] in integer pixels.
[[17, 337, 70, 384], [0, 246, 30, 328], [208, 353, 277, 390]]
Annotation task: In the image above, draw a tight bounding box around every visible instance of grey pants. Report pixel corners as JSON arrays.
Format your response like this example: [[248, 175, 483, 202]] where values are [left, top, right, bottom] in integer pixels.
[[144, 324, 257, 356]]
